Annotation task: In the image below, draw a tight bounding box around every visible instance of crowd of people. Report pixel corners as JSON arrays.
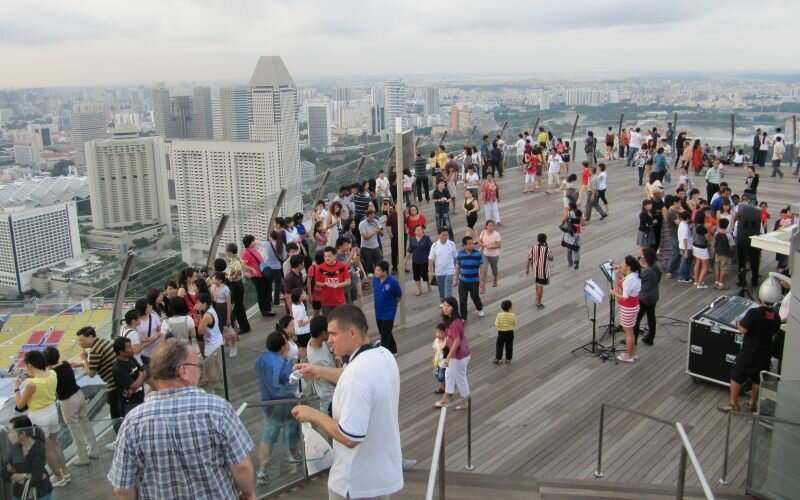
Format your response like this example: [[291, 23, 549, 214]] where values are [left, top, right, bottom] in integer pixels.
[[4, 120, 796, 500]]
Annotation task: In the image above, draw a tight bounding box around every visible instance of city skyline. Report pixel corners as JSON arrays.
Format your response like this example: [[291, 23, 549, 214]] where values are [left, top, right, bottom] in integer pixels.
[[2, 0, 799, 88]]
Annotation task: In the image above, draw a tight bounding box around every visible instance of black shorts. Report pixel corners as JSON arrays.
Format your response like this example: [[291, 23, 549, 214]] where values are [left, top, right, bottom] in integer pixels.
[[730, 349, 771, 386], [412, 262, 429, 282], [535, 277, 549, 286], [296, 333, 311, 348]]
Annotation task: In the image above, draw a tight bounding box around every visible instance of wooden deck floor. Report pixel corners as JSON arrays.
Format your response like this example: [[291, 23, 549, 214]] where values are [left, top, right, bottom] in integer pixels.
[[67, 160, 796, 498], [246, 159, 793, 496]]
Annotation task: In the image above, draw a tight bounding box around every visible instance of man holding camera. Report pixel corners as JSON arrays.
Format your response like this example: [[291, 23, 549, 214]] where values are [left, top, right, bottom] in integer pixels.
[[359, 210, 383, 278]]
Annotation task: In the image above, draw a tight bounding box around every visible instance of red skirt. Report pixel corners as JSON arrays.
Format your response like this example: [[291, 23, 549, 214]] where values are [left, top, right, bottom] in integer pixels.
[[618, 296, 640, 329]]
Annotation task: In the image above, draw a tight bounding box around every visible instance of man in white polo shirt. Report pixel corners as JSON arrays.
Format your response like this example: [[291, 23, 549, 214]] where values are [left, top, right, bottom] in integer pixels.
[[292, 305, 402, 499]]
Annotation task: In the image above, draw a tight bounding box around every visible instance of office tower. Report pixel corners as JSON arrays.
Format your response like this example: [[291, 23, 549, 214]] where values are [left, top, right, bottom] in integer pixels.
[[71, 104, 108, 166], [383, 79, 407, 133], [334, 87, 352, 103], [370, 106, 385, 136], [152, 87, 177, 138], [450, 106, 459, 129], [84, 127, 171, 232], [151, 86, 213, 140], [424, 87, 440, 115], [170, 140, 281, 264], [188, 86, 213, 139], [211, 98, 223, 139], [0, 202, 81, 294], [307, 104, 331, 151], [248, 56, 302, 215], [219, 86, 252, 140]]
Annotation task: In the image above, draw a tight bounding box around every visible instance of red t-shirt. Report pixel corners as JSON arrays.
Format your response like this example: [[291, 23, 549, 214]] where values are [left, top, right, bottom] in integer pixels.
[[313, 261, 350, 306], [405, 214, 427, 237], [241, 248, 264, 278], [526, 156, 538, 175], [581, 168, 591, 186]]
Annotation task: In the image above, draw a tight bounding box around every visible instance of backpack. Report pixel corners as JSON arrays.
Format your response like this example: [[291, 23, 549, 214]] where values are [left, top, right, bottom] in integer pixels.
[[584, 137, 596, 153], [565, 187, 578, 203]]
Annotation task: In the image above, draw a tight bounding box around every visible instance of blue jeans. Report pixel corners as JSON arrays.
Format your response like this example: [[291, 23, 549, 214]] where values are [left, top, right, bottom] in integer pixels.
[[626, 146, 639, 166], [668, 235, 681, 275], [435, 212, 454, 241], [436, 274, 454, 303], [678, 251, 694, 281]]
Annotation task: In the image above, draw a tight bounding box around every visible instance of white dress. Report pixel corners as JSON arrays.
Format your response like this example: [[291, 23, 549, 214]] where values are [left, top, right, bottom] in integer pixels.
[[327, 214, 341, 247]]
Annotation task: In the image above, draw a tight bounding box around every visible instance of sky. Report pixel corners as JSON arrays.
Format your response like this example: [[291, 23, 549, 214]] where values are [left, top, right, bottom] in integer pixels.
[[1, 0, 798, 88]]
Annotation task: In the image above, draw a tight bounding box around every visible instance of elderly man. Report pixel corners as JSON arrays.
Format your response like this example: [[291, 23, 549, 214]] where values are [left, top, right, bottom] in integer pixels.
[[108, 339, 255, 500]]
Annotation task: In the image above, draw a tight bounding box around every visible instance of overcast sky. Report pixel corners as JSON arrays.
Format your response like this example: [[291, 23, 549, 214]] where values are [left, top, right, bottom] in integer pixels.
[[2, 0, 798, 88]]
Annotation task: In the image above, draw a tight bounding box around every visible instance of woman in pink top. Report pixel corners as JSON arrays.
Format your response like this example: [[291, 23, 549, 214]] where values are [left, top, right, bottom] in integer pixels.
[[478, 220, 502, 292], [480, 173, 501, 225], [434, 297, 471, 410]]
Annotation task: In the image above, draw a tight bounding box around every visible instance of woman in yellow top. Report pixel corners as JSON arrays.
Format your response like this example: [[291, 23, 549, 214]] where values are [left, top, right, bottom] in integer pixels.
[[14, 350, 69, 486]]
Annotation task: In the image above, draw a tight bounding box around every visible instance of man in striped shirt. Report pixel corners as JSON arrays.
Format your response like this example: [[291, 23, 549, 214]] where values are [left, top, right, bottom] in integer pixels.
[[454, 236, 485, 321], [75, 326, 121, 432]]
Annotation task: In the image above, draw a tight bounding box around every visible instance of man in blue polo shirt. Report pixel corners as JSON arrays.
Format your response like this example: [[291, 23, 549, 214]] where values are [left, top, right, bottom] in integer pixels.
[[453, 236, 484, 321], [373, 260, 403, 355]]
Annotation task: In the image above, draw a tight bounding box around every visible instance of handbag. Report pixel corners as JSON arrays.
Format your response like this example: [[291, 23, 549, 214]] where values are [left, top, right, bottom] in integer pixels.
[[558, 220, 574, 234], [430, 275, 438, 287], [561, 232, 580, 251]]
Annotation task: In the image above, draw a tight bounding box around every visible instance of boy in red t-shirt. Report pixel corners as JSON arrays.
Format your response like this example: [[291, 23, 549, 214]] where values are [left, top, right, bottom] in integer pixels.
[[524, 151, 539, 193], [313, 247, 351, 316]]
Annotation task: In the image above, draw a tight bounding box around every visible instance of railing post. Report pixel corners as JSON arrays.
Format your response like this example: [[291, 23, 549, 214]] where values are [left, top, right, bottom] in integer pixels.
[[221, 344, 229, 401], [594, 404, 605, 478], [439, 425, 446, 499], [676, 446, 688, 500], [718, 412, 732, 486], [465, 396, 473, 471]]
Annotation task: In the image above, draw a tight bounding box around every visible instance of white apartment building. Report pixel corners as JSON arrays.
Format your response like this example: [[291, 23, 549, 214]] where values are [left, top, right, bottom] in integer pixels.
[[71, 104, 108, 166], [84, 127, 171, 232], [384, 79, 408, 135], [171, 140, 288, 264], [0, 202, 81, 295]]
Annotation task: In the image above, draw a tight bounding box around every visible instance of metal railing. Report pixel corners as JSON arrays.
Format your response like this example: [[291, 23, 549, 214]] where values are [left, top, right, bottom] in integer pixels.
[[425, 395, 473, 500], [593, 402, 714, 500]]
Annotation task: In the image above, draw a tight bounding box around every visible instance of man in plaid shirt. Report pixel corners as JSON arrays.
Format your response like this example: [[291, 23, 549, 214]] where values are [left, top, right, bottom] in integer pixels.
[[108, 339, 255, 499]]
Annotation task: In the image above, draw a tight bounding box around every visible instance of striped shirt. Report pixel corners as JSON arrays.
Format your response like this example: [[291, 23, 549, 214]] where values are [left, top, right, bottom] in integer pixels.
[[529, 243, 552, 280], [495, 311, 517, 332], [107, 386, 253, 499], [88, 337, 117, 392], [456, 250, 483, 283]]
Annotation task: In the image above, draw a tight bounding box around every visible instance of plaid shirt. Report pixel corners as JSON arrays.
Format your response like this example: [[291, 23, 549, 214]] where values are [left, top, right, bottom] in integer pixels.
[[107, 386, 253, 499]]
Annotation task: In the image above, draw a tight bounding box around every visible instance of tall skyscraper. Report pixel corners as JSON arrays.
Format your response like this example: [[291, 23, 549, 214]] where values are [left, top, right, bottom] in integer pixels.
[[219, 86, 251, 140], [84, 127, 171, 232], [71, 104, 108, 166], [249, 56, 302, 215], [211, 98, 223, 139], [334, 87, 352, 103], [170, 140, 281, 264], [383, 79, 407, 134], [370, 87, 386, 137], [151, 86, 214, 140], [424, 87, 440, 115], [0, 202, 81, 295], [307, 104, 331, 151], [151, 87, 177, 138]]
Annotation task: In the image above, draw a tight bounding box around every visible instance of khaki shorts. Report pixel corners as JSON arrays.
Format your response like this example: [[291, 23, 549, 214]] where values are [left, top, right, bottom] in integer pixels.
[[715, 255, 731, 274]]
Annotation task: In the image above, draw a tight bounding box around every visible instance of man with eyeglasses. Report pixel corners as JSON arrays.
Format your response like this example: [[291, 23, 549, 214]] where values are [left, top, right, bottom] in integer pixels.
[[108, 339, 255, 500]]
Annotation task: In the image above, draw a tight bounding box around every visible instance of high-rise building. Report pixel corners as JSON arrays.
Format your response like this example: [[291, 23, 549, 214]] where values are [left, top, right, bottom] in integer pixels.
[[307, 104, 331, 151], [71, 104, 108, 166], [249, 56, 302, 215], [151, 86, 214, 140], [211, 98, 223, 140], [170, 140, 281, 264], [424, 87, 440, 115], [219, 86, 252, 141], [384, 79, 407, 134], [449, 106, 459, 129], [0, 202, 81, 295], [84, 127, 171, 232], [334, 87, 352, 103], [152, 87, 177, 138]]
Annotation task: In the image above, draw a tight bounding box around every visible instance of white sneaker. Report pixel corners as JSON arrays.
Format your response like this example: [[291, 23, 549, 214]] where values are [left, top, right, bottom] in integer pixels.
[[229, 347, 238, 358], [105, 441, 116, 452], [477, 309, 485, 317]]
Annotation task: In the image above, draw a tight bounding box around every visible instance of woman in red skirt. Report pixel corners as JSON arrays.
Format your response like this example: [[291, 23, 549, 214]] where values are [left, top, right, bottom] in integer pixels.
[[610, 255, 642, 362]]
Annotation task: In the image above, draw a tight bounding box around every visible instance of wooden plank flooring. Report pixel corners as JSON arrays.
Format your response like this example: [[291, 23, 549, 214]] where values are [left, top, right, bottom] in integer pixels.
[[70, 160, 796, 498]]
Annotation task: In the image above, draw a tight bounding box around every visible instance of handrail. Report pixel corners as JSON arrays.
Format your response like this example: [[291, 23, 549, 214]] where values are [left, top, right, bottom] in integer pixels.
[[718, 409, 800, 486], [594, 403, 712, 500], [242, 395, 320, 408], [676, 422, 716, 500], [425, 395, 472, 500]]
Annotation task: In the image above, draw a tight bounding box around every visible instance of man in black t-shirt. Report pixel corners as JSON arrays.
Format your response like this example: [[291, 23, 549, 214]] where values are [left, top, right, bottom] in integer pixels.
[[718, 302, 781, 412], [112, 337, 147, 418]]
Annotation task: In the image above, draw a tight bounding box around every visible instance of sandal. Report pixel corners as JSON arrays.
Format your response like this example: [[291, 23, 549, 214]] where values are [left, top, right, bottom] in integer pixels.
[[434, 388, 445, 394]]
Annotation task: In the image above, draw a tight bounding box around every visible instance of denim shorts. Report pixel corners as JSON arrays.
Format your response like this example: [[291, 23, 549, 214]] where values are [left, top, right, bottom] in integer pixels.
[[435, 366, 446, 383], [261, 413, 300, 446]]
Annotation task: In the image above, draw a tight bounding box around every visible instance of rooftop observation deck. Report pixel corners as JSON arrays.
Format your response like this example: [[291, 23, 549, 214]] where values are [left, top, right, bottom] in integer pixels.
[[63, 157, 796, 498]]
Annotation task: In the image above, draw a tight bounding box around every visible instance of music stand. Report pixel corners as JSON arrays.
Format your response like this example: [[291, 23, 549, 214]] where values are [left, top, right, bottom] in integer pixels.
[[572, 280, 606, 355], [596, 262, 620, 364]]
